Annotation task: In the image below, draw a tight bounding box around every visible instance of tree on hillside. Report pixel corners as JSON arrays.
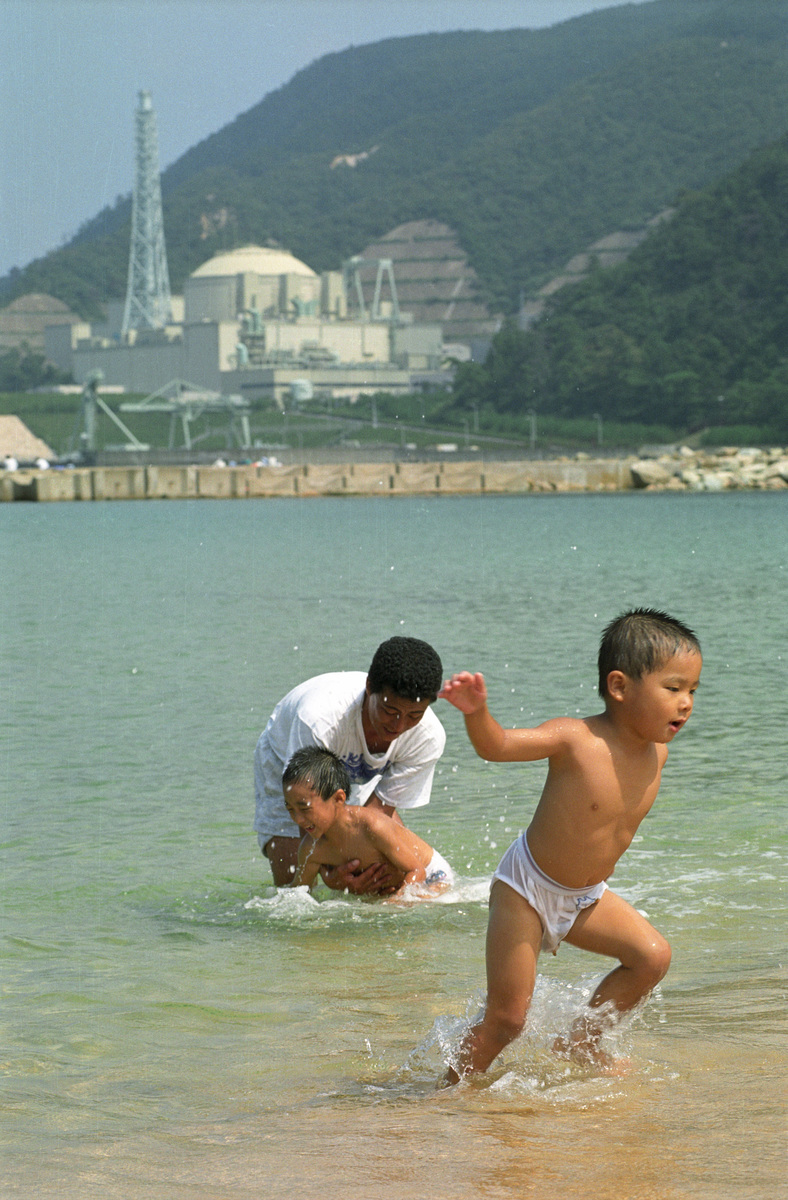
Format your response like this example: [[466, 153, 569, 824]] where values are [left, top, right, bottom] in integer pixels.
[[451, 135, 788, 437], [0, 347, 72, 392]]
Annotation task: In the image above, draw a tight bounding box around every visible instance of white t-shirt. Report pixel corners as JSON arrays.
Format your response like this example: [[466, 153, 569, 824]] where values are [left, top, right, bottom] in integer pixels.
[[253, 671, 446, 843]]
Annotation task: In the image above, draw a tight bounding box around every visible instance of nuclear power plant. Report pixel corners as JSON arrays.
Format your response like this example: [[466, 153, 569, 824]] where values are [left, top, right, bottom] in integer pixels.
[[45, 91, 453, 411]]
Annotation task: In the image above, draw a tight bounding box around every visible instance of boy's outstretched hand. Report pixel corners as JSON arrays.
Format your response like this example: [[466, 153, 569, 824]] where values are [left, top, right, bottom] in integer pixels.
[[439, 671, 488, 714]]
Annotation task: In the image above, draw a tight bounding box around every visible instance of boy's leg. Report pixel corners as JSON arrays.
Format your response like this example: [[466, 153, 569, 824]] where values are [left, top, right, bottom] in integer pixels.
[[446, 880, 543, 1082], [560, 889, 671, 1061]]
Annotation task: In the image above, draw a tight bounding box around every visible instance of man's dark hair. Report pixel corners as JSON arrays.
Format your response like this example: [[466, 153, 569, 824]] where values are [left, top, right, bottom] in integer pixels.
[[367, 636, 443, 702], [282, 746, 350, 800], [598, 608, 701, 697]]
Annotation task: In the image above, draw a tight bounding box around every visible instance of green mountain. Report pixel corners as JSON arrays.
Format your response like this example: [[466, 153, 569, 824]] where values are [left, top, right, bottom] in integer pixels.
[[4, 0, 788, 324], [452, 131, 788, 437]]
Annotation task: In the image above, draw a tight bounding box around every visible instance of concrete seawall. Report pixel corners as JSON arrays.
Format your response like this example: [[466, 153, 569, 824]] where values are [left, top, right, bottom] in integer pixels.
[[0, 458, 634, 502], [3, 447, 786, 501]]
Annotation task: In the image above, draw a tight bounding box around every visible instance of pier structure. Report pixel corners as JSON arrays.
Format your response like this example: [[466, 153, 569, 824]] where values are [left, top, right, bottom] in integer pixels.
[[0, 457, 634, 502]]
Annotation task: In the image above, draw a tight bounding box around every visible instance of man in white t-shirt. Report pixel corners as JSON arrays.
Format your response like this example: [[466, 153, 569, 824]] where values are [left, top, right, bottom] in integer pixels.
[[254, 637, 446, 892]]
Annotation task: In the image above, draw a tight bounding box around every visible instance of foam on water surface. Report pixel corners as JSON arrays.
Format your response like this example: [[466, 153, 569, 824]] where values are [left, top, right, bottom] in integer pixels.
[[243, 873, 492, 923]]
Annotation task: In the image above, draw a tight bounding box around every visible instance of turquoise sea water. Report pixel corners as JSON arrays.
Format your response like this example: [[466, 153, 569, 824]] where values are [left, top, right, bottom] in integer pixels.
[[2, 492, 786, 1199]]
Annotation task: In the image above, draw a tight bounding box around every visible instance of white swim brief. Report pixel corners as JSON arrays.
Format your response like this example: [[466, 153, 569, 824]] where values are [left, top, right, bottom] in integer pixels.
[[492, 832, 607, 954], [425, 848, 454, 887]]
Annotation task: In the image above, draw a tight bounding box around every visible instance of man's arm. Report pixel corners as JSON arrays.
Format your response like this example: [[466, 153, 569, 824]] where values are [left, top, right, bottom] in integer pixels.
[[293, 841, 402, 895], [320, 859, 405, 895]]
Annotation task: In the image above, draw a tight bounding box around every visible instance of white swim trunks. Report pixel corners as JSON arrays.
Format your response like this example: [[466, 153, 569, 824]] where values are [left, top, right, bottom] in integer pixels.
[[425, 848, 454, 887], [492, 832, 607, 954]]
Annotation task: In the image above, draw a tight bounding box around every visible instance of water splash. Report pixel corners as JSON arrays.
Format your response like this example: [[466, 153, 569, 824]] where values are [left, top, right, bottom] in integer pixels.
[[392, 876, 490, 906], [243, 886, 356, 921], [400, 975, 653, 1097], [243, 875, 491, 923]]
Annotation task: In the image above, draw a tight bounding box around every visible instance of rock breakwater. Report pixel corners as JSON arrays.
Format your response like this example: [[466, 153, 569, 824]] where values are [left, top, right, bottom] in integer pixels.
[[630, 446, 788, 491]]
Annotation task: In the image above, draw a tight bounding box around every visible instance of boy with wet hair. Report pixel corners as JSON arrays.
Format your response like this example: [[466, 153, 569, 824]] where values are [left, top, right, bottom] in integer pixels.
[[254, 637, 446, 890], [283, 746, 453, 893], [440, 608, 701, 1082], [598, 608, 701, 696]]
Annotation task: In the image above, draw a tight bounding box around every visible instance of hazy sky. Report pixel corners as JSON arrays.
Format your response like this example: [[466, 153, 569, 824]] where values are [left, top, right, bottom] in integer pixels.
[[1, 0, 651, 280]]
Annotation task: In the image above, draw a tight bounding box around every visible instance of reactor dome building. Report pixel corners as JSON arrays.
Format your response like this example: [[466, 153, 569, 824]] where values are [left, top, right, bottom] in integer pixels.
[[47, 242, 445, 406]]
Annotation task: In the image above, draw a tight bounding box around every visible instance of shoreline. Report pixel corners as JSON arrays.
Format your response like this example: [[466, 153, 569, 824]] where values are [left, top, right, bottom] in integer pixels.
[[2, 447, 786, 502]]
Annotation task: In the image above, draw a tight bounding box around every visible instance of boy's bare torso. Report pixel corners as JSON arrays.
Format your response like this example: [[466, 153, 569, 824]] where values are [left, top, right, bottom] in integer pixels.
[[526, 714, 668, 889], [304, 807, 433, 873]]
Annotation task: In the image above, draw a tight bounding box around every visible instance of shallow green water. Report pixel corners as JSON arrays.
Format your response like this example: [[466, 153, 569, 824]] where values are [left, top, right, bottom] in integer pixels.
[[2, 492, 786, 1198]]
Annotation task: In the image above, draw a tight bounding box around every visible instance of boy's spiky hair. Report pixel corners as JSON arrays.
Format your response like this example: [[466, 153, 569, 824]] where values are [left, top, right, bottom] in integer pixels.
[[282, 746, 350, 800], [598, 608, 700, 697], [367, 636, 442, 702]]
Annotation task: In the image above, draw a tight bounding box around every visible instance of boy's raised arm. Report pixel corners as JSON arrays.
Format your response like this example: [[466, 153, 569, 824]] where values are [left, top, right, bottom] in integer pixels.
[[440, 671, 570, 763]]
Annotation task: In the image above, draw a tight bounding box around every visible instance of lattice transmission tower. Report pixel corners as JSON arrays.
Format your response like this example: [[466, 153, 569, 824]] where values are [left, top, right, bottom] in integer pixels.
[[121, 90, 173, 336]]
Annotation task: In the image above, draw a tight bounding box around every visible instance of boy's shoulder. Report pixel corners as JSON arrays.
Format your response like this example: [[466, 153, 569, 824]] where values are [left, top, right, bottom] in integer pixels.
[[346, 805, 400, 847], [353, 805, 389, 833], [544, 713, 621, 757], [541, 713, 601, 743], [327, 803, 378, 838], [584, 711, 669, 762]]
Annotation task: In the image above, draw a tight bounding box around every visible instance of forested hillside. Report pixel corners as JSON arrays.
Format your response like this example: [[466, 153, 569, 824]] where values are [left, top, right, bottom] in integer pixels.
[[452, 133, 788, 438], [4, 0, 788, 322]]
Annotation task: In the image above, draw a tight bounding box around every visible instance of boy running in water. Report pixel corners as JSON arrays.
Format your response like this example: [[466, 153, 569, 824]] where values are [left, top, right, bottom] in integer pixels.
[[440, 608, 701, 1082]]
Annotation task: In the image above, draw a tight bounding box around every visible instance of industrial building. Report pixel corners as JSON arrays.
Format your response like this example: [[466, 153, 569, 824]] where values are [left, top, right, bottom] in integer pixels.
[[41, 93, 447, 411], [0, 293, 81, 354], [46, 244, 445, 405], [355, 219, 500, 355]]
